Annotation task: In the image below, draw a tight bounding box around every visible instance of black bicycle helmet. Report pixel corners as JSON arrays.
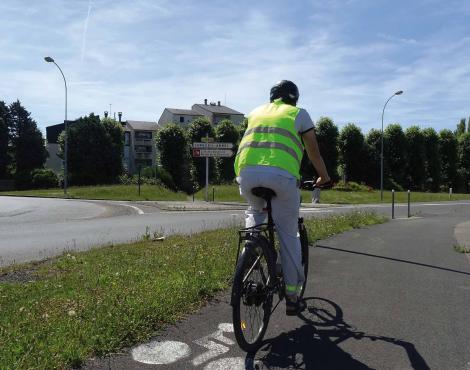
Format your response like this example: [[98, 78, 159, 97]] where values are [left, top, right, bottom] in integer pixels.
[[270, 80, 299, 106]]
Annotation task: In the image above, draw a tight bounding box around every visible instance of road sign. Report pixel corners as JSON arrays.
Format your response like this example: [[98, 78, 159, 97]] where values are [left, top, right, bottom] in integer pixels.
[[192, 149, 233, 157], [193, 142, 234, 149]]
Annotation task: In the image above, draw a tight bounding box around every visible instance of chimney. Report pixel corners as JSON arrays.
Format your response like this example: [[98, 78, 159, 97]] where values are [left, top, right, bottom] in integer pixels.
[[204, 99, 208, 105], [104, 111, 108, 118], [118, 112, 122, 123], [217, 101, 221, 106]]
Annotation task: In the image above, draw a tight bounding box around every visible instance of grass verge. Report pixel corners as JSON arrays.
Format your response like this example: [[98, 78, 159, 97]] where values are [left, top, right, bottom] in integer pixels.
[[0, 212, 386, 369], [0, 184, 187, 201], [2, 184, 469, 204], [196, 184, 470, 204]]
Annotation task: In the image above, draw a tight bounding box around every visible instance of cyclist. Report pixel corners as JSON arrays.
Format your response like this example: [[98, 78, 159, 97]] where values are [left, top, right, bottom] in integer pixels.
[[234, 80, 330, 315]]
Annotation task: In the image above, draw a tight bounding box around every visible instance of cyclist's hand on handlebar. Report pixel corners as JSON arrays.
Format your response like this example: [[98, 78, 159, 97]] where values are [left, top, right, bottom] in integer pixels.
[[314, 176, 332, 188]]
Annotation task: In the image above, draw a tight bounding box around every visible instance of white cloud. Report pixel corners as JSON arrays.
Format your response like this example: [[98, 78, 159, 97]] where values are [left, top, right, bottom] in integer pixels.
[[0, 0, 469, 135]]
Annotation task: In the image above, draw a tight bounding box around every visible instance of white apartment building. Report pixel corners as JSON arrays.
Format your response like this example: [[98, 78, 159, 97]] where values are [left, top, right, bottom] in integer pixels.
[[123, 120, 159, 174], [158, 99, 244, 126]]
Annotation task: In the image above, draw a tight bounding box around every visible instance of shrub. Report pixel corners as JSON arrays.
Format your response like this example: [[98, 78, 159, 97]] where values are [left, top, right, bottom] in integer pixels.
[[118, 173, 164, 186], [136, 167, 175, 189], [14, 170, 32, 190], [333, 181, 372, 192], [31, 168, 59, 189]]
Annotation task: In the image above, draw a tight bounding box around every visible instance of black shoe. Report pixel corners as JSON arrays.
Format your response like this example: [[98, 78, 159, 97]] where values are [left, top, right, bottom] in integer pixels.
[[286, 298, 306, 316]]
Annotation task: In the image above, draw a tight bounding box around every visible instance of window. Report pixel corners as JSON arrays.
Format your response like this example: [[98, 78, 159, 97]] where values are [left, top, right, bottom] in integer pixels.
[[135, 145, 153, 153], [135, 131, 152, 140], [124, 132, 130, 146], [180, 116, 184, 123]]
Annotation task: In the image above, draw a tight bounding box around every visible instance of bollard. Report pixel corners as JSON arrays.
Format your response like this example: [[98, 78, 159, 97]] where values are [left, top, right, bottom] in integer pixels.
[[449, 187, 453, 200], [392, 189, 395, 219], [407, 190, 411, 218], [138, 166, 141, 196], [212, 187, 215, 202]]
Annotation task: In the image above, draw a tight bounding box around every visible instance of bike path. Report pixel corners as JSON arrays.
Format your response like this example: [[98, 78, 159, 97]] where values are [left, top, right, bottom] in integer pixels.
[[83, 211, 470, 370]]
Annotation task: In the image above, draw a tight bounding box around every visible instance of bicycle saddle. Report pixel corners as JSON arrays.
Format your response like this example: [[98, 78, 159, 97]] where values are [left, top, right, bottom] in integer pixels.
[[251, 187, 276, 200]]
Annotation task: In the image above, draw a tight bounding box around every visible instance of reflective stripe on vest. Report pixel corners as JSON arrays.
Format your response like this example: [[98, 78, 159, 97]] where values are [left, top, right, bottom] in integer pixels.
[[235, 100, 303, 179], [243, 126, 304, 154], [237, 141, 301, 165]]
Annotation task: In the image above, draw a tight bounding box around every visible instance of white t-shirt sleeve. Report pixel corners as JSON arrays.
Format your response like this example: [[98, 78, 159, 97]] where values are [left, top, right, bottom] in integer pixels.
[[295, 109, 315, 134]]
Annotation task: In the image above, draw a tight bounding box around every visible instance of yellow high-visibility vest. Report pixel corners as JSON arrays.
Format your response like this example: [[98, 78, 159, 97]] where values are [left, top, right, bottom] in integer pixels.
[[234, 99, 303, 179]]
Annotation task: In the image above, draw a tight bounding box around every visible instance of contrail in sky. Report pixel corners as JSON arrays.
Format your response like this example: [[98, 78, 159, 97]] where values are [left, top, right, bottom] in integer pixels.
[[81, 0, 93, 62]]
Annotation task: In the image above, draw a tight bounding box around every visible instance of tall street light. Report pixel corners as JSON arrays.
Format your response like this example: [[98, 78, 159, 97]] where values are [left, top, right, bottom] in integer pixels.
[[380, 90, 403, 201], [44, 56, 68, 195]]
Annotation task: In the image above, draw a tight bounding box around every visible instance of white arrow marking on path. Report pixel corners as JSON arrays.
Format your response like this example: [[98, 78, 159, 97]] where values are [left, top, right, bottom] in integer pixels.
[[192, 323, 235, 366]]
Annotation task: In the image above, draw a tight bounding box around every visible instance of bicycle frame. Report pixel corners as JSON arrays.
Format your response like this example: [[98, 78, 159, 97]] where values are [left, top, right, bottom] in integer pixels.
[[234, 196, 275, 272]]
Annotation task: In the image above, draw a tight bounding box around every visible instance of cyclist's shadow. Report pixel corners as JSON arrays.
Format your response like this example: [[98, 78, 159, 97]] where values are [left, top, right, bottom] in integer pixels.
[[245, 297, 430, 370]]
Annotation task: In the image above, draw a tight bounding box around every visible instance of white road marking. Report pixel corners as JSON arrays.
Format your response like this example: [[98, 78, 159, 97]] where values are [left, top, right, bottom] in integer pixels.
[[300, 209, 333, 213], [192, 323, 235, 366], [204, 357, 246, 370], [131, 340, 191, 364], [119, 203, 144, 215], [192, 338, 229, 366]]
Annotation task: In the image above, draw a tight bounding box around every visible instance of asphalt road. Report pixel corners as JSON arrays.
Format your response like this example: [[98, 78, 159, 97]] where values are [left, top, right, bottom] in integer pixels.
[[82, 204, 470, 370], [1, 196, 470, 267]]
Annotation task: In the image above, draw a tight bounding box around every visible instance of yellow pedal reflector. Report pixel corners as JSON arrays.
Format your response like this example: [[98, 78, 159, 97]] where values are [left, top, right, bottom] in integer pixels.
[[241, 321, 247, 330]]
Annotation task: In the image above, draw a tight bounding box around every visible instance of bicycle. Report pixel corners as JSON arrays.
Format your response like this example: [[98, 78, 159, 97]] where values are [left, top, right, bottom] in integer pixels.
[[230, 185, 311, 352]]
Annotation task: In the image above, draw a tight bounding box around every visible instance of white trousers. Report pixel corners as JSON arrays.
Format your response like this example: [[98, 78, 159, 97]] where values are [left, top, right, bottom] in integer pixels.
[[237, 168, 304, 296]]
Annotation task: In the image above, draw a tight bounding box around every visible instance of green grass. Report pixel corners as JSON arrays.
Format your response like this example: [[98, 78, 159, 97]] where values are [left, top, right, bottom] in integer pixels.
[[3, 183, 469, 204], [453, 244, 470, 253], [0, 212, 386, 369], [0, 184, 187, 201], [196, 184, 470, 204]]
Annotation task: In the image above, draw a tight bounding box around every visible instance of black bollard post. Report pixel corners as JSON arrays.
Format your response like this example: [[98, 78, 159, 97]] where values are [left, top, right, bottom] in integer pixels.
[[212, 187, 215, 202], [407, 190, 411, 218], [138, 166, 141, 196], [392, 189, 395, 219]]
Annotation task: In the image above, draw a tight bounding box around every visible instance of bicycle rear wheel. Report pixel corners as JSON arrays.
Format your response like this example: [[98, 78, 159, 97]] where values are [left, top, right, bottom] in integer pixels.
[[231, 237, 275, 352], [298, 220, 309, 299]]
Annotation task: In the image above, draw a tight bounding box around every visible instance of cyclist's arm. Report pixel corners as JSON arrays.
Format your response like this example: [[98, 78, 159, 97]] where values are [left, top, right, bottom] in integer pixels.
[[301, 129, 330, 185]]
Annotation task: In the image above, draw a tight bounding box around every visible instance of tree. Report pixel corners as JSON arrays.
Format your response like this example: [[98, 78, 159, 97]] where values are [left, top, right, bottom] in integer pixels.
[[238, 118, 248, 141], [0, 101, 10, 178], [457, 132, 470, 193], [422, 128, 441, 192], [59, 113, 123, 185], [456, 118, 466, 137], [439, 129, 458, 190], [363, 128, 382, 188], [214, 119, 239, 183], [405, 126, 426, 190], [384, 123, 407, 188], [338, 123, 366, 183], [101, 117, 125, 182], [315, 117, 339, 181], [187, 117, 216, 188], [9, 100, 47, 188], [156, 123, 192, 192]]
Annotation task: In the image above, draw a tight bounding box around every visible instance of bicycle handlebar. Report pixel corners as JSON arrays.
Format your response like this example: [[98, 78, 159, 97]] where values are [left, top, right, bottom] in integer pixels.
[[301, 179, 333, 190]]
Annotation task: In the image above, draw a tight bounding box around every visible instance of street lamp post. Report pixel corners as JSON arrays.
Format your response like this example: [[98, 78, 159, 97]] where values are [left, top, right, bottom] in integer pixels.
[[44, 56, 68, 195], [380, 90, 403, 201]]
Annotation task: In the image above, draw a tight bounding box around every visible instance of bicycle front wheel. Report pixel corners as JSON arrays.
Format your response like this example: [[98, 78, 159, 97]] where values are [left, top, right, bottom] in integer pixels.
[[231, 238, 275, 352]]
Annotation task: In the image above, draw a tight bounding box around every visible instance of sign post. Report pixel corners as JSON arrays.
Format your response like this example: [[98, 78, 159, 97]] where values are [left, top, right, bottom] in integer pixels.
[[192, 139, 235, 202], [205, 135, 209, 202]]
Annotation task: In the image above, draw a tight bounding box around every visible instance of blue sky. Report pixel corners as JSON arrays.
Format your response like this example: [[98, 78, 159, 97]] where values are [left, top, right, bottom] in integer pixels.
[[1, 0, 470, 134]]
